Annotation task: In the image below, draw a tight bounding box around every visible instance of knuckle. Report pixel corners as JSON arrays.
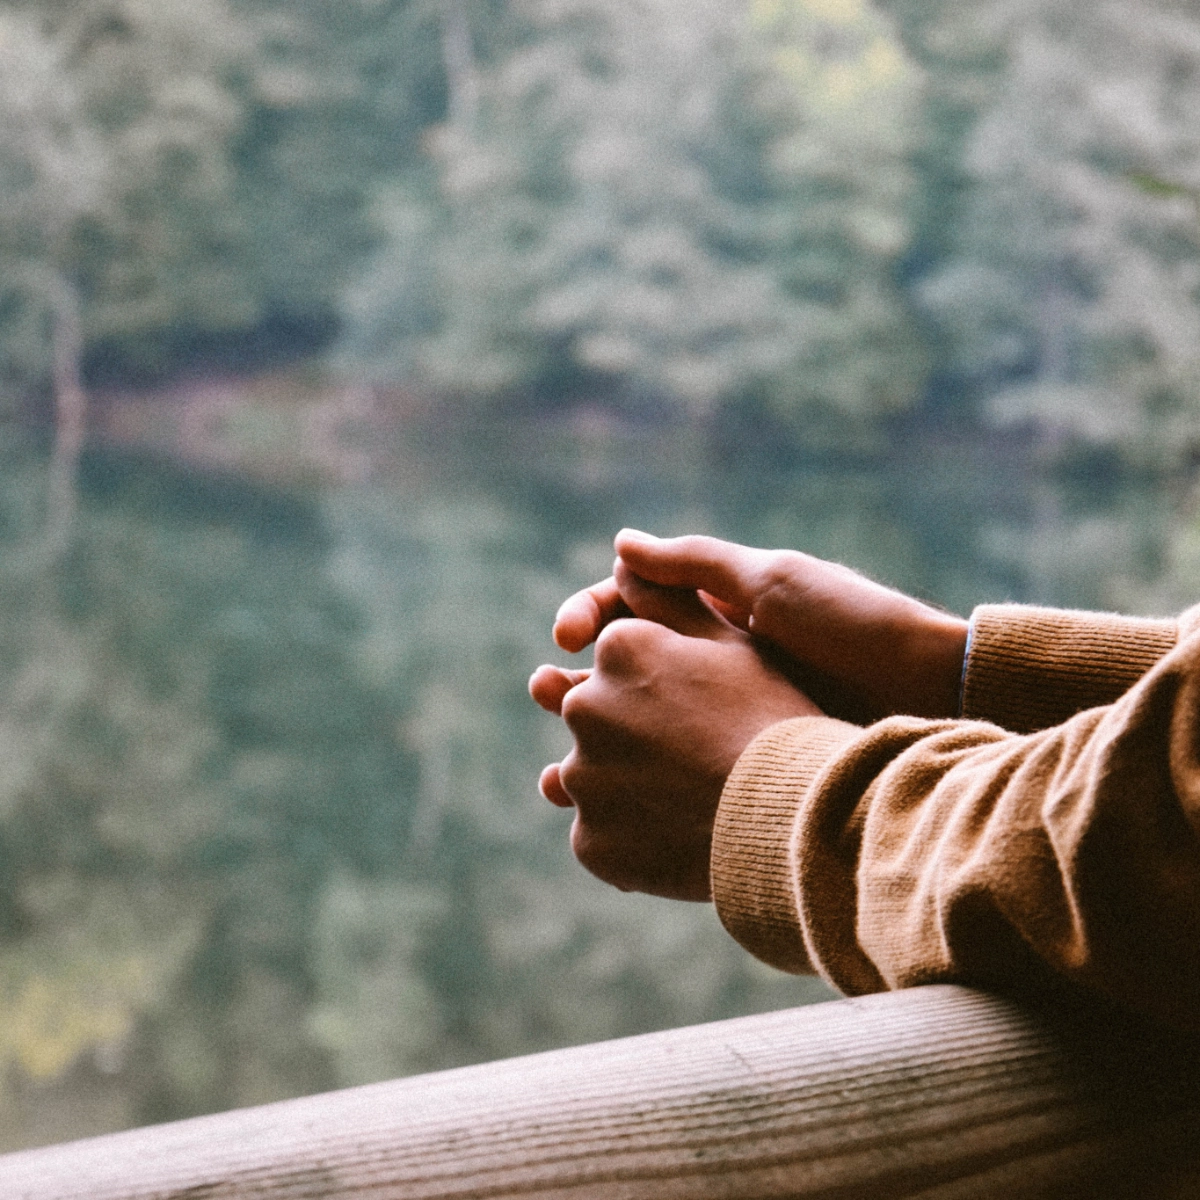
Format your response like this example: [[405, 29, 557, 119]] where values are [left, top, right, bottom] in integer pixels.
[[558, 683, 593, 730], [568, 818, 594, 862], [559, 681, 580, 716], [558, 750, 586, 797], [559, 749, 614, 810], [675, 533, 725, 565], [570, 818, 599, 866], [674, 534, 710, 555], [757, 552, 807, 613], [594, 618, 627, 653], [570, 821, 626, 889], [592, 620, 616, 654], [760, 551, 798, 588], [594, 618, 653, 670]]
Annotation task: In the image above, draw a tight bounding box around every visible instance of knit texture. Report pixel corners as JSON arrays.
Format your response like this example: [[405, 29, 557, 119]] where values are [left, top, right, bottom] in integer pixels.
[[963, 605, 1176, 733], [711, 603, 1200, 1030], [713, 716, 860, 974]]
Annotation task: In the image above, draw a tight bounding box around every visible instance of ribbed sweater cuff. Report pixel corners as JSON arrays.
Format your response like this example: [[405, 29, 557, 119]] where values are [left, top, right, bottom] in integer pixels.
[[712, 716, 862, 974], [963, 604, 1177, 734]]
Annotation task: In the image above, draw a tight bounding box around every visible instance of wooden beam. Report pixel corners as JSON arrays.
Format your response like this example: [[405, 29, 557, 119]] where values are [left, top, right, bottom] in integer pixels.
[[1, 985, 1198, 1199]]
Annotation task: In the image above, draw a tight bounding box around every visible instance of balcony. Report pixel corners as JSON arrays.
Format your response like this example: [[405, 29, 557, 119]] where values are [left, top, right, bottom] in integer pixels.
[[2, 984, 1198, 1199]]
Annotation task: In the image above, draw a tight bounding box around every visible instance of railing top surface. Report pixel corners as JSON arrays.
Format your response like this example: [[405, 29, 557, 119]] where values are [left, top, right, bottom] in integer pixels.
[[1, 984, 1198, 1200]]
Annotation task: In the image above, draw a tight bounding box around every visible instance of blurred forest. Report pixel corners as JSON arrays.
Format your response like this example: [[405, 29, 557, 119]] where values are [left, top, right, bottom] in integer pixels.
[[4, 0, 1200, 1150]]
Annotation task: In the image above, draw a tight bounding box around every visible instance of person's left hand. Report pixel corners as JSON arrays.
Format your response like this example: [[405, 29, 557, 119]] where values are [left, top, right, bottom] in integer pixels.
[[529, 564, 820, 901]]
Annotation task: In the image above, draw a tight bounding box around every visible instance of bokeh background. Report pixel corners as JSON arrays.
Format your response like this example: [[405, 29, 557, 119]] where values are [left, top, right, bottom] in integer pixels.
[[3, 0, 1200, 1150]]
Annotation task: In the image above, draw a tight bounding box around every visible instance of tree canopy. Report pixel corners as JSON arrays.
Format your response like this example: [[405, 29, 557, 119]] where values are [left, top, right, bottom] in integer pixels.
[[342, 0, 927, 434], [4, 0, 1200, 459]]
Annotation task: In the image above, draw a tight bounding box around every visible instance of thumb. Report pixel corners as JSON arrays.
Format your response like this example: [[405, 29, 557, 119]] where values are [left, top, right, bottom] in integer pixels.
[[613, 559, 736, 641], [615, 530, 758, 622]]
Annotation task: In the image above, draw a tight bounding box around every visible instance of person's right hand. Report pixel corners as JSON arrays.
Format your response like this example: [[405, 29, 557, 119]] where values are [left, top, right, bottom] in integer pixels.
[[554, 530, 969, 723], [530, 562, 820, 900]]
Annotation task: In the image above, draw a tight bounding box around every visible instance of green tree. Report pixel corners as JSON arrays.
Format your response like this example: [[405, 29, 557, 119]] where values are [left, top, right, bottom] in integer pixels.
[[0, 0, 440, 390], [745, 0, 928, 430], [340, 0, 927, 436], [0, 445, 418, 1134], [912, 0, 1200, 463], [7, 1, 263, 356], [0, 10, 103, 403], [227, 0, 462, 339], [0, 10, 103, 555]]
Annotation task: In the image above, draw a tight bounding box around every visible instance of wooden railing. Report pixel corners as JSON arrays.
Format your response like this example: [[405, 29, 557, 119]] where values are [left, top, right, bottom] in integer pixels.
[[2, 985, 1199, 1199]]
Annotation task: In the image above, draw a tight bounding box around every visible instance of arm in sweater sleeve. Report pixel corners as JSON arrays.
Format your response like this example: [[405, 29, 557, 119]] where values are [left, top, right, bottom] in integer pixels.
[[712, 604, 1200, 1031], [962, 604, 1177, 731]]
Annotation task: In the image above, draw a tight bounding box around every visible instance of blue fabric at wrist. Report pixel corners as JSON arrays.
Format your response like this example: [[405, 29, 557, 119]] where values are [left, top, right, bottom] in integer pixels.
[[957, 615, 975, 718]]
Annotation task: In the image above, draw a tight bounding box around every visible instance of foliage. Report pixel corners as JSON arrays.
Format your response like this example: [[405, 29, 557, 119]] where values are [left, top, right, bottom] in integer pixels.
[[911, 0, 1200, 464], [0, 0, 443, 391], [0, 9, 101, 400], [0, 448, 402, 1130], [7, 0, 1200, 1156], [341, 0, 927, 432], [0, 0, 259, 386], [746, 0, 928, 428], [6, 0, 1200, 458]]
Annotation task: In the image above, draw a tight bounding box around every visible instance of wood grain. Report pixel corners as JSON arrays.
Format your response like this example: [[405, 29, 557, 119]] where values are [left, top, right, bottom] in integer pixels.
[[1, 985, 1198, 1199]]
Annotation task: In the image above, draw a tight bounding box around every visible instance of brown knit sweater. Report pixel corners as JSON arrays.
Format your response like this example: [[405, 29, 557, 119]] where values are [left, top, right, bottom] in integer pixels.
[[710, 602, 1200, 1028]]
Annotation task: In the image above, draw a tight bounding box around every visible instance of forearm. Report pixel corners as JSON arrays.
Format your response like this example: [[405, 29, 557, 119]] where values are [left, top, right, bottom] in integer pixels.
[[713, 625, 1200, 1030], [962, 604, 1178, 732]]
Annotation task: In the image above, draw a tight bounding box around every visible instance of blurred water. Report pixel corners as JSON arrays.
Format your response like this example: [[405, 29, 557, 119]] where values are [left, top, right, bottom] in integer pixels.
[[0, 416, 1186, 1148]]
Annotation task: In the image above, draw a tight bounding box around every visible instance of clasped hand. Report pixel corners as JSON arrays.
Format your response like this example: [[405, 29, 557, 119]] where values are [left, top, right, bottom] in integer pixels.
[[529, 530, 968, 902]]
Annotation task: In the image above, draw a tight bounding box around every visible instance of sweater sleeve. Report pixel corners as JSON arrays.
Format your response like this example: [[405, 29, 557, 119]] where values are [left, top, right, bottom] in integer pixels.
[[962, 604, 1177, 732], [712, 613, 1200, 1031]]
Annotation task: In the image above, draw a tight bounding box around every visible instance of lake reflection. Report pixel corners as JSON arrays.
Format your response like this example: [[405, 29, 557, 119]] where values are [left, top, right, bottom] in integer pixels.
[[0, 415, 1189, 1148]]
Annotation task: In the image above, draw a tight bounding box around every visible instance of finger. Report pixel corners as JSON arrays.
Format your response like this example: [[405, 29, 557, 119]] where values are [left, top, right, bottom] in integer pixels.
[[569, 816, 632, 893], [529, 664, 592, 715], [559, 658, 645, 755], [613, 560, 734, 641], [700, 590, 751, 632], [539, 762, 574, 808], [554, 577, 633, 653], [614, 530, 763, 612]]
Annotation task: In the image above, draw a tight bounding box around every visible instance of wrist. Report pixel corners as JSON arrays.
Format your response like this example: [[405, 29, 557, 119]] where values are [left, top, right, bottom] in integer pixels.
[[895, 607, 969, 719]]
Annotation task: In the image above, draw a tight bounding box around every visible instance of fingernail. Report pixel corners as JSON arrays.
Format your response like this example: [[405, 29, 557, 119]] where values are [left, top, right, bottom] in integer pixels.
[[618, 528, 658, 543]]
